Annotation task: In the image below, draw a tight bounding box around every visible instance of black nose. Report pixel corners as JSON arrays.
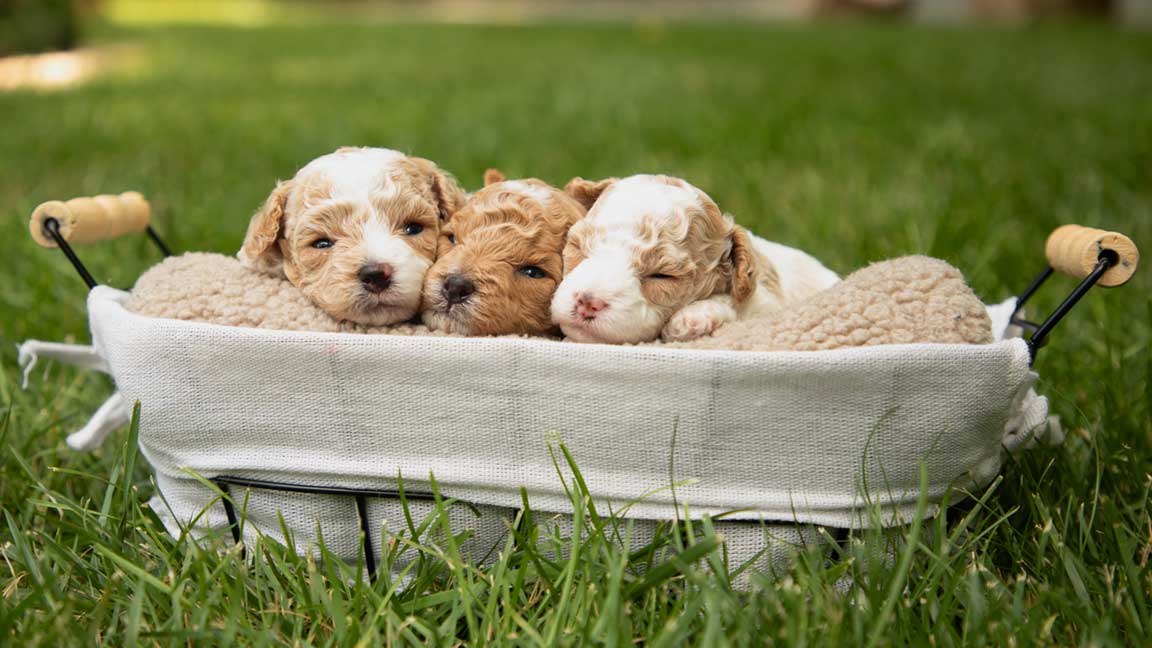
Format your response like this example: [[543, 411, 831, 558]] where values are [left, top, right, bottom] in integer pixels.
[[358, 264, 393, 294], [442, 274, 475, 305]]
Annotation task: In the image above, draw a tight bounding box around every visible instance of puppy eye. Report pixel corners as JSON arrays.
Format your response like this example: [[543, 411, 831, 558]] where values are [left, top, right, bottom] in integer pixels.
[[311, 238, 335, 249], [646, 273, 675, 280], [518, 266, 548, 279], [446, 234, 456, 245], [403, 222, 424, 236]]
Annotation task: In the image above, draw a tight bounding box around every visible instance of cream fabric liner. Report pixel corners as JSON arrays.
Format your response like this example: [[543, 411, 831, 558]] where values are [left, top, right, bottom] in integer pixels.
[[23, 287, 1051, 574]]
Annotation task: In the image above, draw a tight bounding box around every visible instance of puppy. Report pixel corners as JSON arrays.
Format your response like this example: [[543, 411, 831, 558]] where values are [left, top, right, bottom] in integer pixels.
[[551, 174, 839, 344], [421, 169, 586, 336], [239, 147, 466, 325]]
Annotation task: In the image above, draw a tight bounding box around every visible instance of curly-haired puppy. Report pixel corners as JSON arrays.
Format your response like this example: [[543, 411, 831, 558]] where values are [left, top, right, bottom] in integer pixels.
[[421, 169, 586, 336], [551, 174, 839, 344], [238, 147, 466, 325]]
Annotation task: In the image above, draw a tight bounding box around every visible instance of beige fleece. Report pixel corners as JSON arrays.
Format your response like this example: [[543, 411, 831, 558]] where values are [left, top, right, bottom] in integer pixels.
[[126, 253, 992, 350], [127, 253, 443, 336], [675, 255, 993, 351]]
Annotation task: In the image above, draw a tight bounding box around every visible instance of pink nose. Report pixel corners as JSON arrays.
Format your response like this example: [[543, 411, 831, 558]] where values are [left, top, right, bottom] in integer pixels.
[[574, 294, 608, 320]]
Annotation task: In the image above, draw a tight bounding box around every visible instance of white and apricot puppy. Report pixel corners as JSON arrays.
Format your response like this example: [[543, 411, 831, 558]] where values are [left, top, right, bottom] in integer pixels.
[[239, 147, 466, 325], [551, 174, 839, 343], [422, 169, 586, 337]]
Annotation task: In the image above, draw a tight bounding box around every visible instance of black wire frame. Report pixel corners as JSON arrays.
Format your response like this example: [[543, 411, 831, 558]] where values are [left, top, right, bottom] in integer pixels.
[[1010, 249, 1118, 363], [211, 476, 438, 582], [40, 217, 171, 289]]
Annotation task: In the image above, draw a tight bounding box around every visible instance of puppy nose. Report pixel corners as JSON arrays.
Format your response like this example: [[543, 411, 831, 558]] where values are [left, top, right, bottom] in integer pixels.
[[574, 294, 608, 320], [358, 263, 394, 294], [442, 274, 475, 305]]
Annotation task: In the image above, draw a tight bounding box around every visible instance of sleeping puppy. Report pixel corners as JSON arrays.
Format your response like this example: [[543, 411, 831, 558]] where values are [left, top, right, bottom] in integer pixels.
[[551, 174, 839, 343], [421, 169, 586, 336], [239, 147, 466, 325]]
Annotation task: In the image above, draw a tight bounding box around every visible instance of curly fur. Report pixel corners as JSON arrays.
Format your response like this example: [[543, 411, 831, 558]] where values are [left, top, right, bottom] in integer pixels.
[[552, 174, 836, 344], [238, 147, 466, 326], [421, 173, 586, 336]]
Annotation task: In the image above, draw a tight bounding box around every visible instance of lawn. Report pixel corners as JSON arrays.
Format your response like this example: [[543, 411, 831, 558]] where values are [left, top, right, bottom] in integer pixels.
[[1, 15, 1150, 646]]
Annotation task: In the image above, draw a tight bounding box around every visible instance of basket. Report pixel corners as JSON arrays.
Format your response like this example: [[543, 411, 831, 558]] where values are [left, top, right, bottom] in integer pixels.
[[19, 192, 1140, 582]]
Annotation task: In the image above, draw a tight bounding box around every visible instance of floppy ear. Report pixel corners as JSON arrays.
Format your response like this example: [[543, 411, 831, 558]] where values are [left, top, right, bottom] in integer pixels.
[[727, 225, 770, 306], [561, 219, 592, 276], [483, 168, 507, 186], [411, 157, 467, 223], [239, 180, 293, 276], [564, 177, 615, 210]]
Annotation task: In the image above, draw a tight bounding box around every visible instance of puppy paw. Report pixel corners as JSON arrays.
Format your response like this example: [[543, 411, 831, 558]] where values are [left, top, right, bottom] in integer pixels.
[[662, 300, 737, 342]]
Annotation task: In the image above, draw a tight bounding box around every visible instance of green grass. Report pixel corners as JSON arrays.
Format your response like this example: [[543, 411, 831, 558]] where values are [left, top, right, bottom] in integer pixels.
[[2, 18, 1151, 646]]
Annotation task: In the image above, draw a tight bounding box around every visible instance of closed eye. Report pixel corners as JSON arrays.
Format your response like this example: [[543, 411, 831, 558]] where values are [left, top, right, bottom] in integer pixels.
[[646, 273, 675, 280], [518, 266, 548, 279]]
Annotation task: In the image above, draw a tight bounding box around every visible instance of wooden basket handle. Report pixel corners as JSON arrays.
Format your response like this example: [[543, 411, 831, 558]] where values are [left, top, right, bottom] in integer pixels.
[[1045, 225, 1139, 288], [29, 192, 151, 248]]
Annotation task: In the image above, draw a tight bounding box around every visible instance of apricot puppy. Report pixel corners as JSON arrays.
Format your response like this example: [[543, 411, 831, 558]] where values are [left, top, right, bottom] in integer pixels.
[[551, 174, 839, 344], [239, 147, 466, 325], [421, 170, 587, 336]]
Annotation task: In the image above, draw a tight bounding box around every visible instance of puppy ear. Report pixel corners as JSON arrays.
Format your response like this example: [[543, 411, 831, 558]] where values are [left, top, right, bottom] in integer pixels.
[[564, 177, 615, 210], [239, 180, 293, 276], [483, 168, 507, 186], [411, 157, 467, 223], [727, 225, 769, 306]]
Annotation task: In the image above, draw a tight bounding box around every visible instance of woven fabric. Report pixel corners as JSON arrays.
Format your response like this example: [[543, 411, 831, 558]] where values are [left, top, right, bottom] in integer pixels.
[[75, 285, 1041, 548]]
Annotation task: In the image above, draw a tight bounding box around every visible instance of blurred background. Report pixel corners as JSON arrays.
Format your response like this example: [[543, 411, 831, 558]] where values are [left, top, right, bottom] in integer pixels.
[[2, 0, 1149, 60]]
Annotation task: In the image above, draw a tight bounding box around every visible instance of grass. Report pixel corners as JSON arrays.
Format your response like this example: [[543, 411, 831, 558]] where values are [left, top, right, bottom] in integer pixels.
[[1, 16, 1150, 646]]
